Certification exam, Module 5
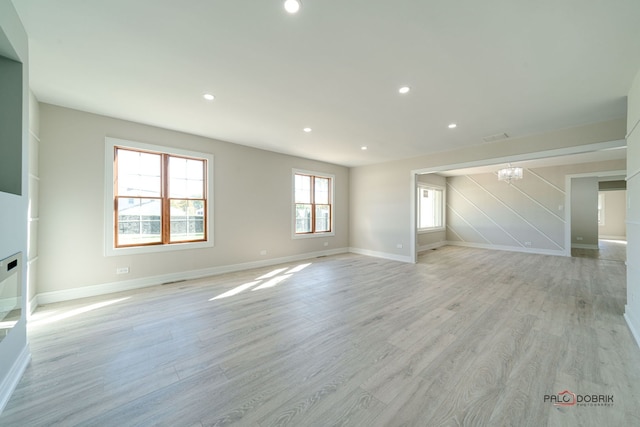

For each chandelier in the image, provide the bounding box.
[497,164,523,184]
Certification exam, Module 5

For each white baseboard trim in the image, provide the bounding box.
[572,243,599,250]
[348,247,413,263]
[599,235,626,241]
[446,241,565,257]
[418,241,447,252]
[35,248,349,306]
[624,307,640,349]
[0,344,30,414]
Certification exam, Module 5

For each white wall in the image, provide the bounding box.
[36,104,349,302]
[571,177,599,249]
[350,119,626,261]
[626,67,640,347]
[599,190,626,239]
[0,0,30,412]
[27,91,39,310]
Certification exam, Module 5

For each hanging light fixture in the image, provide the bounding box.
[284,0,301,14]
[497,164,523,184]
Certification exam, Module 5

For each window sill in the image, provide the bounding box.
[418,227,445,234]
[105,240,214,257]
[292,231,335,240]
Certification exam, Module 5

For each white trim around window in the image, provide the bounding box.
[417,183,446,233]
[104,137,214,256]
[291,168,335,239]
[598,192,605,226]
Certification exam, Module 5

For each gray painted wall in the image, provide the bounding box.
[443,161,624,255]
[598,190,626,239]
[446,169,565,254]
[37,104,350,297]
[0,55,22,195]
[626,67,640,346]
[350,119,627,261]
[571,177,599,249]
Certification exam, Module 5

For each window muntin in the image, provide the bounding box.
[418,184,445,231]
[114,146,207,248]
[294,172,333,235]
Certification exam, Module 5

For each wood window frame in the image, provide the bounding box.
[105,137,214,256]
[293,170,334,238]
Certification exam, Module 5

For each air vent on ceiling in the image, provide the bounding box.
[482,133,509,143]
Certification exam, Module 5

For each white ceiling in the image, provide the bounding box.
[13,0,640,167]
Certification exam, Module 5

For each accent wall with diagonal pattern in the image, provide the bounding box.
[445,160,626,256]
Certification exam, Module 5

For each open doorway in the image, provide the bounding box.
[569,175,627,262]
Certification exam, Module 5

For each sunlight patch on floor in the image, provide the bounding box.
[31,297,131,326]
[209,280,261,301]
[209,263,312,300]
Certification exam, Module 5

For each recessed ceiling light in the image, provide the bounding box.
[203,93,215,101]
[448,123,457,129]
[303,127,312,133]
[398,86,410,94]
[361,146,368,150]
[284,0,301,14]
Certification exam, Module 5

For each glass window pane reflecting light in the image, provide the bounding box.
[418,185,444,230]
[294,172,332,235]
[114,146,208,248]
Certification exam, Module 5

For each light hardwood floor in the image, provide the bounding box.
[572,239,627,263]
[2,246,639,426]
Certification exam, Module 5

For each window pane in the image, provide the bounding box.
[418,187,443,229]
[433,189,443,227]
[117,198,162,245]
[295,203,312,233]
[598,193,605,225]
[315,204,330,232]
[117,149,161,197]
[315,177,329,204]
[295,174,311,203]
[169,157,204,199]
[170,199,206,242]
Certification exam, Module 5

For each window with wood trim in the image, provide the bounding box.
[114,146,208,247]
[294,172,333,235]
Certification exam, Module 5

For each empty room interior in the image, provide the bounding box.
[2,1,640,425]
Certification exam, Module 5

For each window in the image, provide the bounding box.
[417,184,445,231]
[598,192,605,226]
[293,170,334,236]
[105,138,213,255]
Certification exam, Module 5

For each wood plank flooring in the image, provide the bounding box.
[571,239,627,262]
[1,246,639,426]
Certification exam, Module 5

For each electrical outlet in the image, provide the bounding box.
[576,237,583,241]
[397,243,403,249]
[524,241,532,247]
[260,250,267,255]
[323,242,329,247]
[116,267,129,275]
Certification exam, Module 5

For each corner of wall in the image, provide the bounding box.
[625,66,640,349]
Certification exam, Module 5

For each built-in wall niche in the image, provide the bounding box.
[0,252,21,342]
[0,54,23,196]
